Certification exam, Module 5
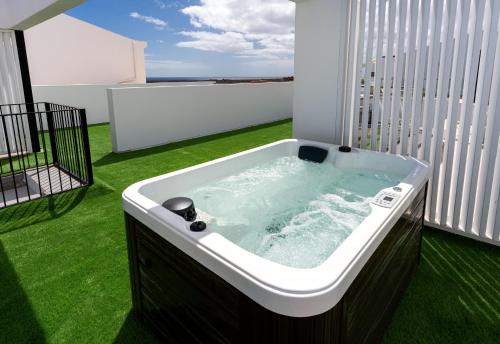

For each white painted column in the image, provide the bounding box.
[291,0,350,144]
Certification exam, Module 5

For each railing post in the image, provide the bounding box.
[79,109,93,185]
[0,115,20,204]
[45,103,59,165]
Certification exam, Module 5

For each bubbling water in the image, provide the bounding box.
[186,156,402,268]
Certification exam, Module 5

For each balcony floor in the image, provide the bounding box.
[1,165,83,208]
[0,120,498,343]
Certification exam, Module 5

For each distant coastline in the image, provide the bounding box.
[146,76,294,84]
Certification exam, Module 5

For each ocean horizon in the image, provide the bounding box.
[146,76,292,83]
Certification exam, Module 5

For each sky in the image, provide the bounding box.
[66,0,296,78]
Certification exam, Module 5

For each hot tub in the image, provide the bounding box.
[123,139,430,343]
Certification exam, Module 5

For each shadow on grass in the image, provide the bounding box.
[0,188,88,234]
[0,183,114,234]
[383,227,500,343]
[94,119,292,167]
[114,311,159,344]
[0,242,45,343]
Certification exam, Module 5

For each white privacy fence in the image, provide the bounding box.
[0,30,27,155]
[343,0,500,244]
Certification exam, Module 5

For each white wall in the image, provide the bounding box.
[25,14,147,85]
[292,0,349,144]
[33,84,112,124]
[108,83,294,152]
[32,82,217,125]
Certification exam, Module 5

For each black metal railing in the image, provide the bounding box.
[0,102,93,208]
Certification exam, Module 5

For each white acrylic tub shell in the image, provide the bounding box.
[122,139,430,317]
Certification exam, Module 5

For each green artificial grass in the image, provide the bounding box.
[383,229,499,343]
[0,119,498,343]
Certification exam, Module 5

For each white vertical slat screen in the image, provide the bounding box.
[369,0,386,150]
[343,0,500,244]
[388,0,407,154]
[0,30,26,155]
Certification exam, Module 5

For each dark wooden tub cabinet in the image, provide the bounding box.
[125,185,427,343]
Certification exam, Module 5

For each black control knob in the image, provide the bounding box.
[190,221,207,232]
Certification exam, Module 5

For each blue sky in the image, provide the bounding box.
[66,0,295,78]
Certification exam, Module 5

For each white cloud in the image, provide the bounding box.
[146,59,207,76]
[130,12,167,30]
[181,0,294,34]
[154,0,183,10]
[177,0,295,61]
[177,31,253,54]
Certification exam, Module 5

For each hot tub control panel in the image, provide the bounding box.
[372,191,401,208]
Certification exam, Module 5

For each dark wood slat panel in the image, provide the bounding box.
[136,238,239,320]
[240,297,343,344]
[124,214,143,316]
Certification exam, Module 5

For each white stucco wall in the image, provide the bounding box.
[292,0,349,144]
[33,84,113,124]
[108,83,294,152]
[32,82,217,125]
[24,14,147,85]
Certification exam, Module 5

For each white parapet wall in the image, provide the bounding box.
[32,82,216,125]
[33,84,112,124]
[108,82,293,152]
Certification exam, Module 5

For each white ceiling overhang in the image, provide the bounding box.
[0,0,85,30]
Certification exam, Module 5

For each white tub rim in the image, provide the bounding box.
[122,139,430,317]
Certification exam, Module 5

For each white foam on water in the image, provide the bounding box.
[186,156,402,268]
